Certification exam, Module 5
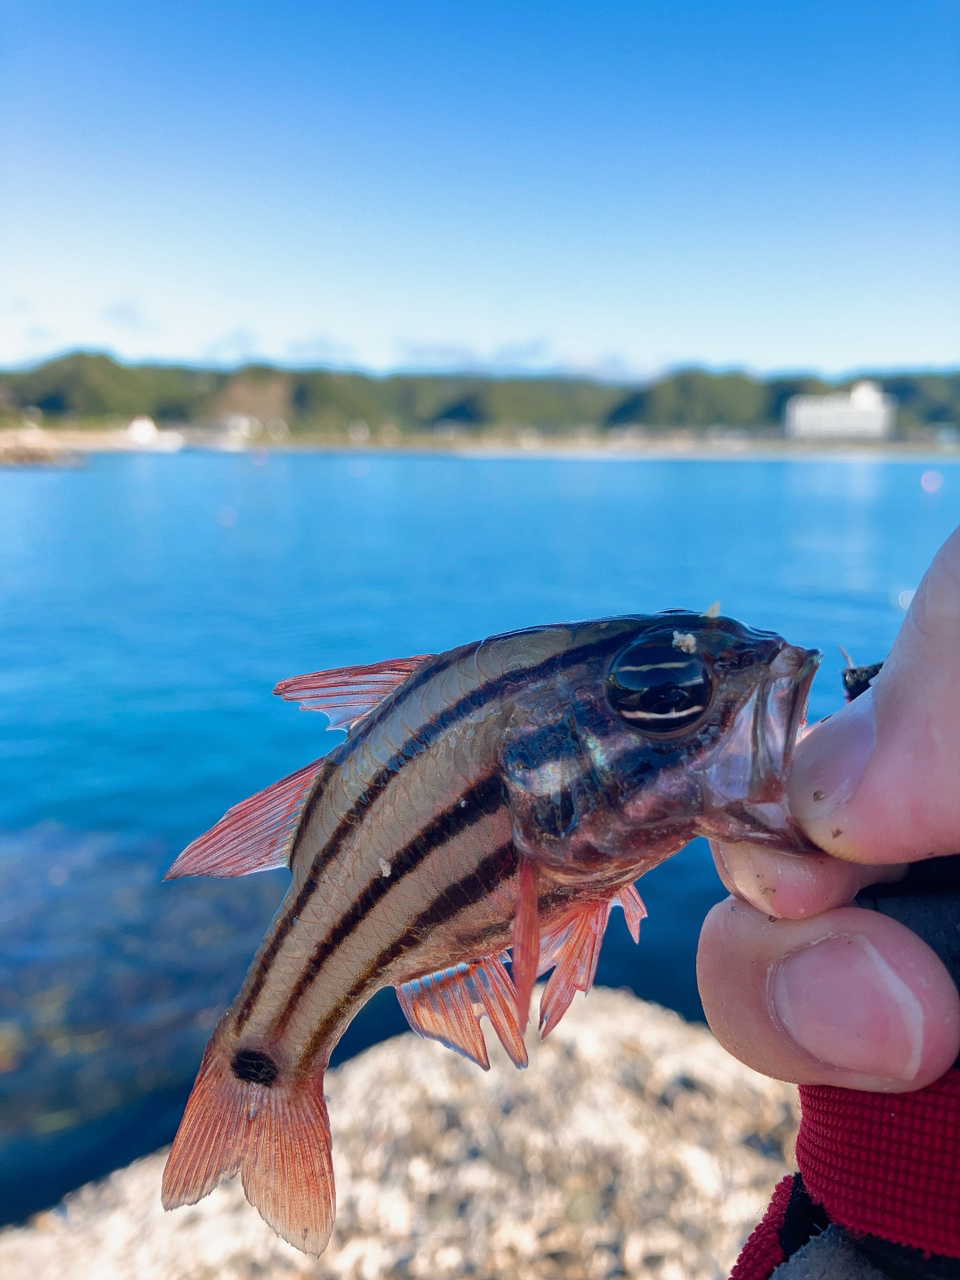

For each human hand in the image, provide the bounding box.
[698,526,960,1092]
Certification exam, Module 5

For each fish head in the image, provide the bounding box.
[500,613,820,886]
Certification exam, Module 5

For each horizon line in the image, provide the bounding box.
[2,345,959,387]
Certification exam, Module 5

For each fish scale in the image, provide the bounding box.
[161,611,819,1257]
[237,696,516,1060]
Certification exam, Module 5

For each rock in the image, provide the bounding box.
[0,988,797,1280]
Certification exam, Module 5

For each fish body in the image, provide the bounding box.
[162,612,819,1253]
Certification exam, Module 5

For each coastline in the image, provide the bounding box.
[3,423,960,467]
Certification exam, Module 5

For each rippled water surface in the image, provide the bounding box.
[0,448,956,1218]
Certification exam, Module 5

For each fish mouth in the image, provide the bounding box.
[698,642,821,850]
[758,643,821,790]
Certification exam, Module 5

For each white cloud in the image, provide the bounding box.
[100,301,154,335]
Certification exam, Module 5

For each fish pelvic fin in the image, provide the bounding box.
[511,856,541,1033]
[274,654,436,730]
[165,757,327,879]
[396,955,528,1070]
[162,1038,335,1256]
[617,882,647,943]
[537,899,611,1037]
[536,883,645,1038]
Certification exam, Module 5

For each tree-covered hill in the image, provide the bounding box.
[1,351,957,436]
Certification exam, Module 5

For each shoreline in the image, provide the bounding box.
[3,423,960,467]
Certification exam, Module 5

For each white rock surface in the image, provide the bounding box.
[0,989,798,1280]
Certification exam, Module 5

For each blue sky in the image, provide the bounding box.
[1,1,957,376]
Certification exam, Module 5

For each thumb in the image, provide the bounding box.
[790,524,960,864]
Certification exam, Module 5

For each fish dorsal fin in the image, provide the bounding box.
[396,956,528,1070]
[273,654,435,730]
[165,757,327,880]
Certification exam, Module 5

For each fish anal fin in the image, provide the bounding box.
[165,757,326,880]
[162,1038,335,1257]
[618,882,647,943]
[397,963,489,1068]
[472,954,528,1068]
[538,899,613,1038]
[396,956,528,1070]
[274,655,435,730]
[511,857,541,1033]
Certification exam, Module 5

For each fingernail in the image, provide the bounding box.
[789,689,877,837]
[771,934,924,1081]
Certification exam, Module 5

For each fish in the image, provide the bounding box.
[161,611,819,1254]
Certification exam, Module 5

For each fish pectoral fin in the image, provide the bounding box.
[617,882,647,943]
[537,897,615,1038]
[396,956,528,1070]
[162,1040,335,1256]
[165,757,327,879]
[273,654,436,730]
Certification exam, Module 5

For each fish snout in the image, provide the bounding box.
[697,643,820,849]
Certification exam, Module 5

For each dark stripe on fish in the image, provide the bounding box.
[504,716,580,767]
[347,644,474,740]
[300,839,520,1067]
[531,785,576,838]
[268,773,509,1038]
[236,630,627,1029]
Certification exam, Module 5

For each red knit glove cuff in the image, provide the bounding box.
[796,1069,960,1258]
[729,1174,793,1279]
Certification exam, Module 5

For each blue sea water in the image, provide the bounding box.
[0,447,957,1220]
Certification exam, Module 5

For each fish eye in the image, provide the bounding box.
[606,640,714,734]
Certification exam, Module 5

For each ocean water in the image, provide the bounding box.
[0,448,956,1220]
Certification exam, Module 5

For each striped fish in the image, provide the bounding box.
[161,612,818,1253]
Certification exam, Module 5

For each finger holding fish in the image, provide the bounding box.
[711,838,906,920]
[697,896,960,1092]
[789,525,960,864]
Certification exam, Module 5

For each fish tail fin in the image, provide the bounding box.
[161,1040,246,1208]
[162,1038,335,1256]
[241,1073,335,1256]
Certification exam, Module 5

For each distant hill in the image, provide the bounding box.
[1,351,958,436]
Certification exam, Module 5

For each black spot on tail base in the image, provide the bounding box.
[232,1048,279,1086]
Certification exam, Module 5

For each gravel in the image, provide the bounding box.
[0,987,797,1280]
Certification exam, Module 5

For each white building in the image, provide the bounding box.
[785,381,894,440]
[126,415,185,452]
